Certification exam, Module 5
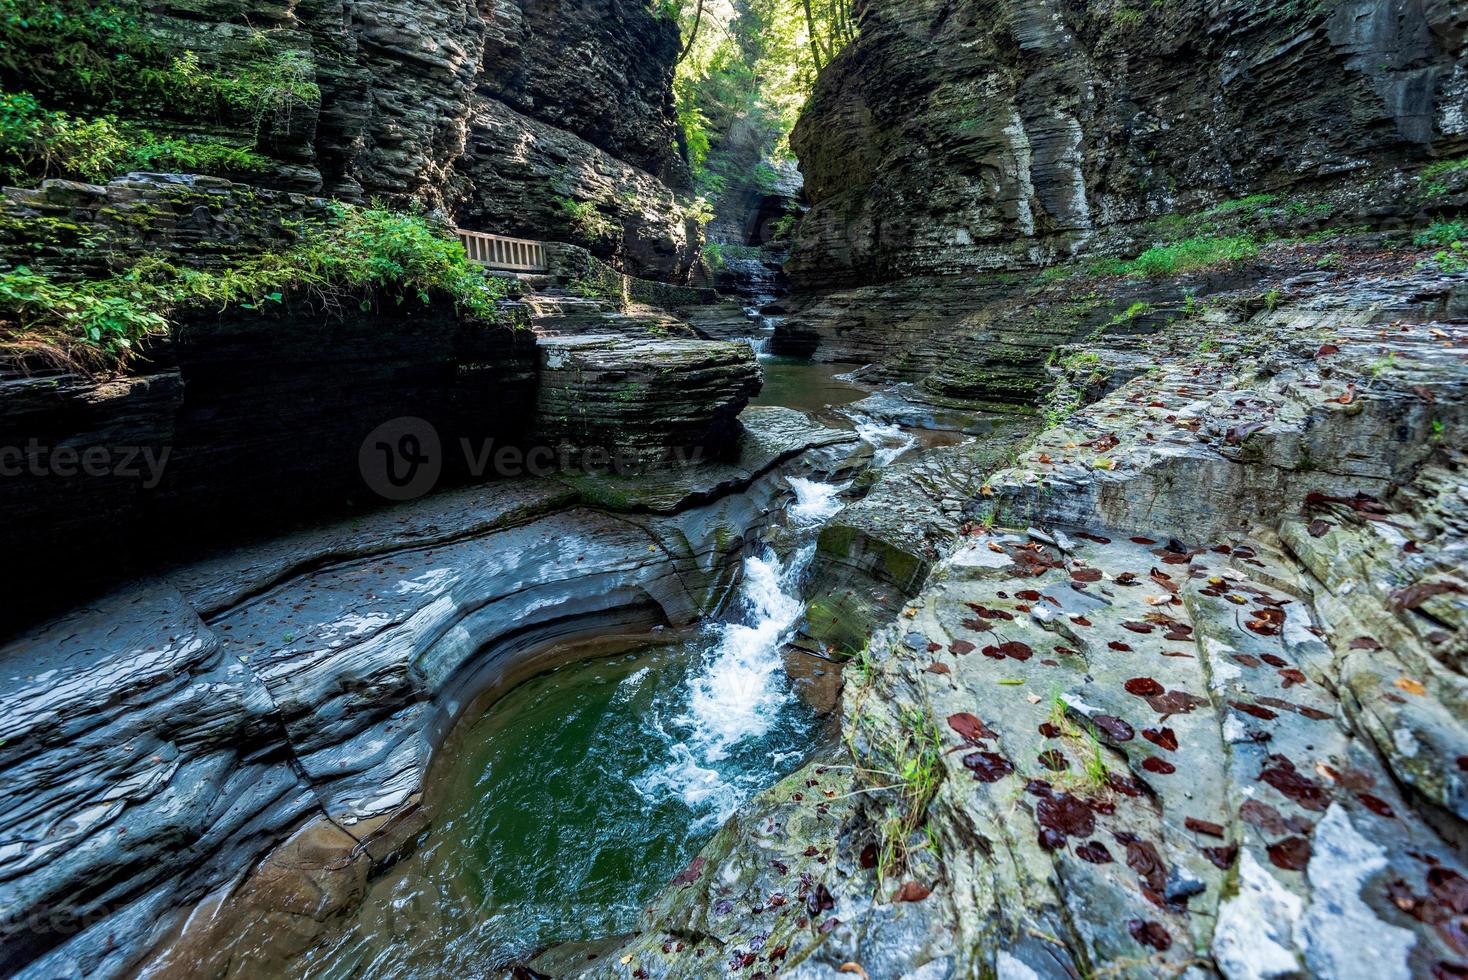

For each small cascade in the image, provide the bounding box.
[281,478,852,973]
[846,414,919,467]
[636,477,845,828]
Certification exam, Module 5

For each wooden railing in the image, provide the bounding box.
[457,229,549,273]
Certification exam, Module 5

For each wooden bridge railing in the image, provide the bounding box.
[457,229,549,273]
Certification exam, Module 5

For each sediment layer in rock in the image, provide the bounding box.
[0,408,855,979]
[535,334,764,463]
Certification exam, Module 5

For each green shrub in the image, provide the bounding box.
[1420,157,1468,198]
[556,196,617,240]
[0,90,268,185]
[1203,193,1279,217]
[1090,235,1259,278]
[1415,220,1468,248]
[0,2,319,184]
[0,205,507,370]
[1421,241,1467,275]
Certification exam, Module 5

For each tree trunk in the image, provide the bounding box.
[677,0,705,64]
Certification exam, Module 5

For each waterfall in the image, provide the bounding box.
[635,478,844,828]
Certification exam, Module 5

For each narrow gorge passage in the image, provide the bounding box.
[2,1,1466,979]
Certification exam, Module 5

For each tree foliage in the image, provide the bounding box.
[658,0,854,198]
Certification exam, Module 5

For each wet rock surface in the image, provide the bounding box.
[534,335,763,463]
[576,261,1468,977]
[0,409,854,979]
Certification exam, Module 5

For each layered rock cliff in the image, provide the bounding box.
[790,0,1467,289]
[775,0,1468,404]
[3,0,703,282]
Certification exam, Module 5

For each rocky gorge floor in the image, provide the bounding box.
[553,247,1468,979]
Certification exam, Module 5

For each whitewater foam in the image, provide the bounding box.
[848,415,917,467]
[788,477,847,526]
[635,486,838,826]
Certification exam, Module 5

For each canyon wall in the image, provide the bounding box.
[788,0,1468,290]
[22,0,705,282]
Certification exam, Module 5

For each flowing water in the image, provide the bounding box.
[278,481,845,977]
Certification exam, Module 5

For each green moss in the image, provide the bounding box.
[0,204,508,369]
[1420,157,1468,198]
[0,2,318,185]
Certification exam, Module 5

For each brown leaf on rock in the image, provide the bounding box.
[1185,817,1226,838]
[1108,773,1145,797]
[1150,568,1179,593]
[891,881,932,903]
[1125,677,1166,697]
[1395,677,1428,697]
[672,856,707,886]
[948,713,997,744]
[1393,580,1468,611]
[1128,919,1173,952]
[998,640,1034,661]
[1241,799,1288,834]
[1094,715,1136,742]
[1076,841,1114,864]
[1146,689,1208,716]
[1143,727,1179,751]
[806,882,835,916]
[1430,868,1468,915]
[1357,794,1396,818]
[1230,699,1279,721]
[924,662,951,675]
[1123,837,1168,892]
[1260,758,1330,811]
[1203,844,1238,869]
[1267,836,1312,871]
[1038,793,1096,838]
[963,751,1015,783]
[949,640,976,655]
[1308,519,1333,538]
[1038,749,1069,772]
[1226,421,1266,445]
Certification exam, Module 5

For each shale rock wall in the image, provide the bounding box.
[0,408,855,980]
[789,0,1468,290]
[7,0,702,282]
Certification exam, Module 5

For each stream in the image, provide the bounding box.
[242,306,957,977]
[272,480,846,977]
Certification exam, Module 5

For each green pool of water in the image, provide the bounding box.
[282,552,820,978]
